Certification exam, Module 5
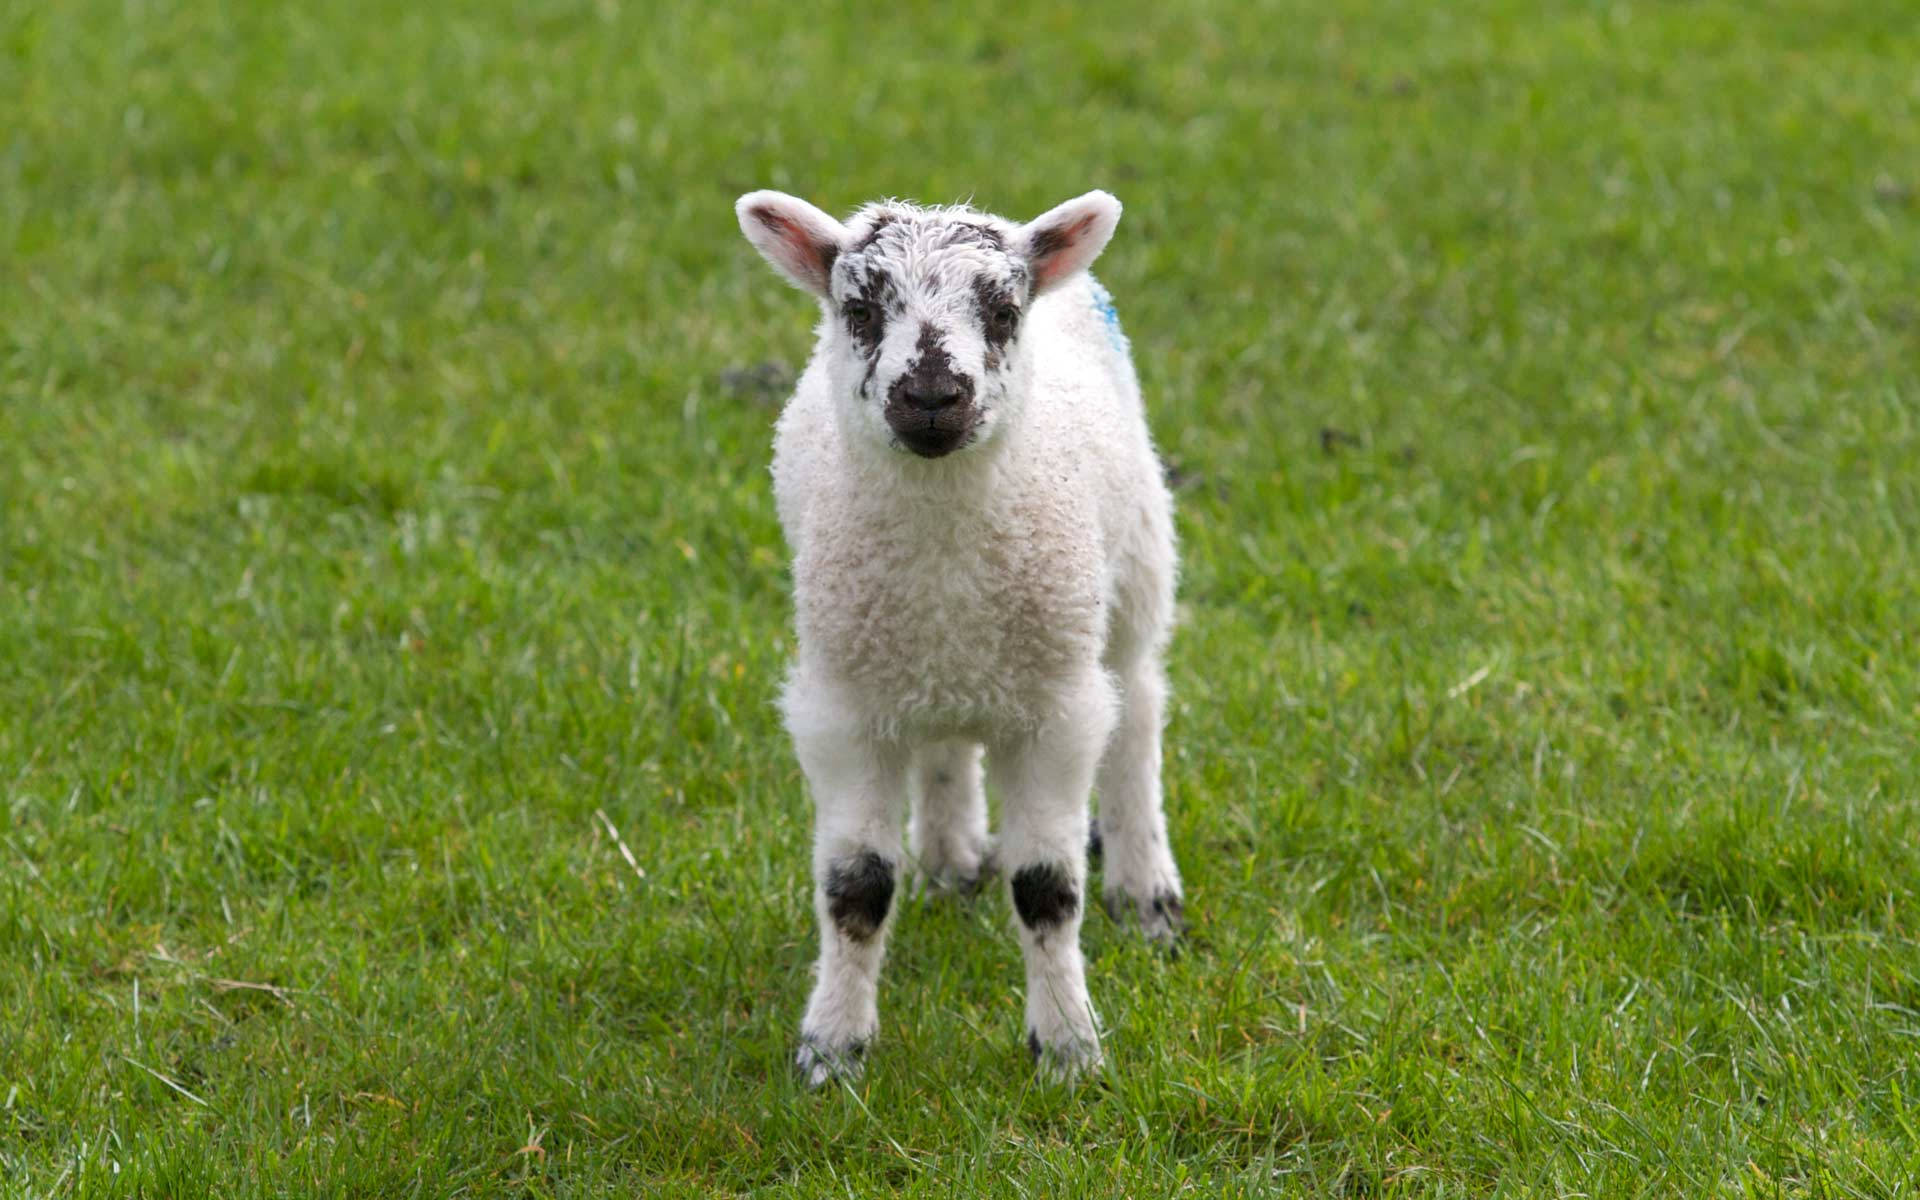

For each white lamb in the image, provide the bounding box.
[735,187,1184,1084]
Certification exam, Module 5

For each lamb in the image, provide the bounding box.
[734,187,1184,1084]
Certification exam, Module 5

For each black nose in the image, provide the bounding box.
[899,379,966,411]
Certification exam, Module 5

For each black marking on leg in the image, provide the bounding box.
[1151,891,1186,929]
[1011,862,1078,932]
[1026,1029,1041,1063]
[824,851,895,943]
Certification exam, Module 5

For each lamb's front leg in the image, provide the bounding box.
[989,682,1116,1082]
[790,711,908,1088]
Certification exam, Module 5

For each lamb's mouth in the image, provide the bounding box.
[886,413,973,459]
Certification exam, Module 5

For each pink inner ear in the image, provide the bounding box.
[752,208,799,241]
[1032,214,1099,287]
[753,208,809,255]
[751,207,834,282]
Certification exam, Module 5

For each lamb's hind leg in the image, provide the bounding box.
[909,740,990,895]
[1096,654,1185,944]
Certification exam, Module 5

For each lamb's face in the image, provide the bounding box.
[737,188,1124,462]
[825,211,1027,459]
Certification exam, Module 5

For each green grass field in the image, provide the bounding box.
[5,0,1919,1194]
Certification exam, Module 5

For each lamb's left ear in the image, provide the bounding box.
[1018,190,1122,295]
[736,190,847,298]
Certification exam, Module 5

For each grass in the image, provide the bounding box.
[3,0,1918,1193]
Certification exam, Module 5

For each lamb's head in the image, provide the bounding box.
[736,190,1121,460]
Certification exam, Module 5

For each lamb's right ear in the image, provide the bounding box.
[736,190,847,298]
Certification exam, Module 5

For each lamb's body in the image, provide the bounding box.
[736,188,1184,1084]
[775,274,1171,742]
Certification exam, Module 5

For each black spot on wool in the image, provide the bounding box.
[851,212,898,254]
[843,263,896,360]
[909,322,954,373]
[973,274,1021,356]
[948,222,1005,251]
[886,325,974,425]
[824,851,895,942]
[1010,862,1077,931]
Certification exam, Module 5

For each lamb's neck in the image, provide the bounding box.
[846,434,1021,514]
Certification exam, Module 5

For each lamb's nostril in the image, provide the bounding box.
[903,382,964,412]
[887,354,973,415]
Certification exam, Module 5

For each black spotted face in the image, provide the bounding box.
[973,274,1023,370]
[826,207,1032,460]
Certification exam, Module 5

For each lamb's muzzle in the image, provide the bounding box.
[884,324,977,457]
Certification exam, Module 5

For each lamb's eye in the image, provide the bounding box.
[993,306,1018,328]
[844,301,875,327]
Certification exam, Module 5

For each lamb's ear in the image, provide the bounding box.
[1017,190,1122,295]
[736,190,847,298]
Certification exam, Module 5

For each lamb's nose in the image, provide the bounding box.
[901,379,965,411]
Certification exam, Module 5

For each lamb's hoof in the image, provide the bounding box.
[1105,888,1186,949]
[1026,1029,1103,1085]
[795,1036,866,1089]
[910,833,998,898]
[942,869,990,897]
[912,838,995,901]
[913,856,995,901]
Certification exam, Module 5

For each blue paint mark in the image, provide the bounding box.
[1087,274,1129,355]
